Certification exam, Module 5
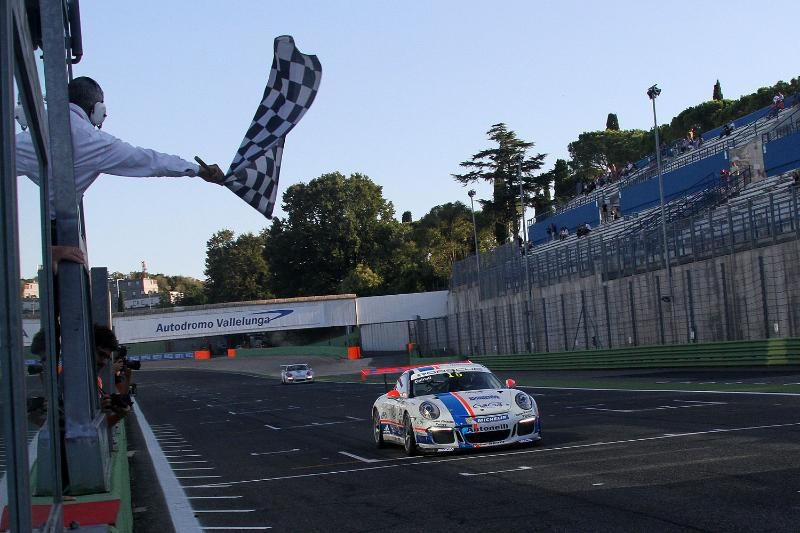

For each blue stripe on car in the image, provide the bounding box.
[436,393,470,425]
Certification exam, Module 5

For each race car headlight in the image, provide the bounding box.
[419,401,441,420]
[515,392,533,410]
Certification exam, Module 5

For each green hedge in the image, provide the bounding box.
[412,339,800,370]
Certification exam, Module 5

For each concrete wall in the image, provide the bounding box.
[446,237,800,355]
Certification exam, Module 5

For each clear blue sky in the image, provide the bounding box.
[17,0,799,280]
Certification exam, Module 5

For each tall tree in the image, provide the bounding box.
[452,123,546,245]
[265,172,410,297]
[606,113,620,131]
[713,79,723,101]
[412,202,476,281]
[204,229,272,303]
[567,129,651,183]
[543,158,575,207]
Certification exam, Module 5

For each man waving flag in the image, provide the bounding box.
[221,35,322,218]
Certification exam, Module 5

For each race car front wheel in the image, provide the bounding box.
[373,409,386,448]
[403,413,417,456]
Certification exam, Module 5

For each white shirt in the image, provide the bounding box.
[16,103,199,215]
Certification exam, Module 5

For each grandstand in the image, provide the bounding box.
[441,97,800,357]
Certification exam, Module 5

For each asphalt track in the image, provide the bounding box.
[127,359,800,532]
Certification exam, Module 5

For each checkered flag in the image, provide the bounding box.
[223,35,321,218]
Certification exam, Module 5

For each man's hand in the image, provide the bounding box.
[51,245,87,274]
[195,156,225,185]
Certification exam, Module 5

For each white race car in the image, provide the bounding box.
[280,363,314,384]
[371,362,540,455]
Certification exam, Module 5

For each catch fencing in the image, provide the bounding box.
[413,174,800,357]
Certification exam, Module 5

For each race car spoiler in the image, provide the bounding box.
[360,361,472,380]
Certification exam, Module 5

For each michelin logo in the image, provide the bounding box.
[474,414,509,424]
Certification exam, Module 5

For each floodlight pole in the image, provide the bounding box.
[468,189,480,281]
[648,84,675,341]
[518,155,534,352]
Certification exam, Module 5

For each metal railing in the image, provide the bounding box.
[454,171,798,296]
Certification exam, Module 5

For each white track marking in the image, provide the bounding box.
[188,421,800,488]
[188,496,243,500]
[176,475,223,479]
[133,405,202,532]
[168,460,208,464]
[193,509,255,513]
[172,467,216,471]
[250,448,300,456]
[339,451,379,463]
[460,466,531,476]
[203,526,272,531]
[264,424,281,430]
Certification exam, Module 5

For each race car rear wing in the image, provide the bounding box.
[360,361,473,381]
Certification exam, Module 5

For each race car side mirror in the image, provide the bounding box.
[387,389,401,398]
[505,378,516,389]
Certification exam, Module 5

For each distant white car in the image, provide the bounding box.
[281,363,314,384]
[371,362,540,455]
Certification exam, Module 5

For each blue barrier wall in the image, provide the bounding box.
[764,131,800,176]
[619,153,726,214]
[529,202,600,244]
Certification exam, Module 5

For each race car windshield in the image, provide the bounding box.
[287,365,308,371]
[411,371,503,397]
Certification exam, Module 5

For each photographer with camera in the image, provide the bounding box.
[94,325,134,427]
[112,344,140,397]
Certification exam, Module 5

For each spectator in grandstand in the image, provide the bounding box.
[15,76,226,217]
[768,93,785,119]
[792,170,800,186]
[720,168,731,188]
[601,202,609,223]
[559,226,569,240]
[548,222,557,241]
[576,223,591,238]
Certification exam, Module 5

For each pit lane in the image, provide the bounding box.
[130,367,800,532]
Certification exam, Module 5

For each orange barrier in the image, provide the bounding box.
[226,348,236,358]
[194,350,211,360]
[347,346,361,360]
